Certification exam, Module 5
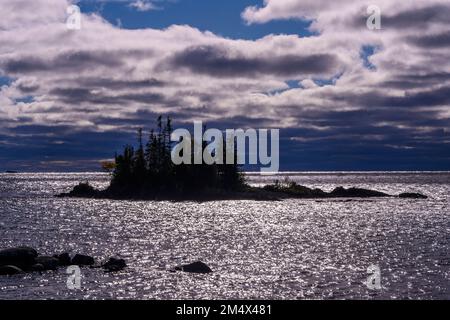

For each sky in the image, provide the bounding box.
[0,0,449,172]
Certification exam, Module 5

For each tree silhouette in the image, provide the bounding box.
[109,116,245,196]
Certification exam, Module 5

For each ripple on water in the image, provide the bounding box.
[0,172,449,299]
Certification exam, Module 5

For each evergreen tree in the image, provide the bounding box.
[109,116,245,195]
[132,128,146,186]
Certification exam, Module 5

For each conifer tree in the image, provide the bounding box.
[109,116,245,195]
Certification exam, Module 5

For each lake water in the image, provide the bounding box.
[0,172,449,299]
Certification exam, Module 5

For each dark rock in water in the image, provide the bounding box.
[57,182,98,198]
[30,263,45,272]
[103,257,126,272]
[53,253,71,266]
[0,247,38,269]
[330,187,389,198]
[263,183,390,199]
[35,256,59,271]
[175,261,212,274]
[399,192,428,199]
[0,265,23,275]
[263,183,328,198]
[71,254,95,266]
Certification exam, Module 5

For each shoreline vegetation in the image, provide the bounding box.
[57,116,428,201]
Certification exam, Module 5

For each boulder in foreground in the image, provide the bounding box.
[175,261,213,274]
[53,252,72,266]
[30,263,45,272]
[35,256,59,271]
[0,248,128,278]
[103,257,127,272]
[0,265,23,275]
[0,247,38,269]
[71,254,95,266]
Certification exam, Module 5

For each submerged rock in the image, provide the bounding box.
[0,247,38,269]
[0,265,23,275]
[399,192,428,199]
[175,261,213,274]
[71,254,95,266]
[103,257,127,272]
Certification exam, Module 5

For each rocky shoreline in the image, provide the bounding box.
[56,181,428,201]
[0,247,127,276]
[0,247,213,277]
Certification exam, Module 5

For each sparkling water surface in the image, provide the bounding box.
[0,172,449,299]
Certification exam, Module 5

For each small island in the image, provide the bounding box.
[58,116,427,201]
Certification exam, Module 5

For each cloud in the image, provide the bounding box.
[0,0,450,170]
[379,4,450,29]
[2,50,124,74]
[166,45,340,78]
[407,32,450,48]
[129,0,159,12]
[241,0,327,25]
[0,0,68,31]
[242,0,450,27]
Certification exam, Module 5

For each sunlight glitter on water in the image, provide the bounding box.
[0,172,449,299]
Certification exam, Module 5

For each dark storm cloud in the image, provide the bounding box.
[17,82,40,93]
[117,92,173,105]
[383,5,450,29]
[274,105,449,170]
[94,109,261,130]
[407,32,450,48]
[278,106,448,135]
[79,77,165,90]
[0,124,137,172]
[49,87,169,106]
[378,86,450,108]
[93,109,197,129]
[3,105,450,172]
[45,77,167,105]
[328,86,450,108]
[194,115,276,129]
[352,5,450,30]
[49,88,100,104]
[2,50,124,74]
[278,108,450,170]
[280,135,450,171]
[380,73,450,89]
[166,45,339,77]
[302,109,449,131]
[2,1,450,172]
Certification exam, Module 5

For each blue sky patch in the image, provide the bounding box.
[360,45,378,70]
[78,0,314,40]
